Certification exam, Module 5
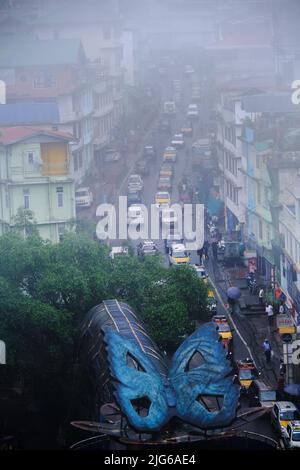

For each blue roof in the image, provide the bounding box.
[0,102,60,126]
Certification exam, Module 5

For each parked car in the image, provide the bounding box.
[109,246,129,259]
[158,176,172,191]
[155,191,171,208]
[163,101,176,115]
[128,174,143,193]
[187,103,199,120]
[143,145,157,161]
[248,380,277,409]
[171,133,185,148]
[163,146,177,163]
[135,158,150,176]
[104,148,122,163]
[127,191,141,206]
[127,205,144,226]
[271,402,300,437]
[137,240,158,258]
[169,243,190,266]
[283,421,300,449]
[75,187,93,208]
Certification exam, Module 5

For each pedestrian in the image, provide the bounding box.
[197,247,204,265]
[258,287,264,305]
[265,303,274,327]
[279,358,286,377]
[279,303,285,315]
[212,241,218,260]
[203,240,210,260]
[263,339,272,364]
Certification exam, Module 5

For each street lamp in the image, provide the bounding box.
[0,340,6,365]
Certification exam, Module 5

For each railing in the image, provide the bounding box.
[241,430,280,449]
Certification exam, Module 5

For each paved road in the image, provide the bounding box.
[106,67,281,446]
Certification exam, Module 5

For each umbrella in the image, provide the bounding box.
[284,384,300,396]
[227,287,241,300]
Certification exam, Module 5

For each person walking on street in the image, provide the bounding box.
[258,287,264,305]
[263,339,272,364]
[279,358,286,377]
[203,240,210,260]
[197,247,204,265]
[266,303,274,328]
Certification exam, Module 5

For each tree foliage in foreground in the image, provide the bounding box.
[0,232,208,434]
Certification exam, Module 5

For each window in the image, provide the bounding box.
[103,25,111,40]
[259,220,263,240]
[5,188,8,208]
[27,151,35,164]
[33,71,56,88]
[257,184,261,205]
[74,153,78,172]
[56,186,64,208]
[23,189,30,209]
[78,150,83,168]
[58,223,66,242]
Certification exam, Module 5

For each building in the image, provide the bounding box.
[0,36,108,184]
[29,1,124,127]
[0,126,75,243]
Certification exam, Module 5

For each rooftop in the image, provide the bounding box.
[0,126,73,145]
[0,102,59,126]
[0,38,85,68]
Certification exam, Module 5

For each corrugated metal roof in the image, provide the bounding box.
[0,102,59,126]
[0,38,84,67]
[0,126,73,145]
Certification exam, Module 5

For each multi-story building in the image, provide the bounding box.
[0,36,106,184]
[0,126,75,243]
[30,1,124,127]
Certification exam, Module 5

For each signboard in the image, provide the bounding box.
[277,314,296,334]
[0,340,6,365]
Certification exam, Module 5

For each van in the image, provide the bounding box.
[163,101,176,115]
[75,187,93,208]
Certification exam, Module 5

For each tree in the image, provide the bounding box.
[11,207,39,237]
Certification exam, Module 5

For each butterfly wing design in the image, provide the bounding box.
[105,330,170,431]
[169,323,240,428]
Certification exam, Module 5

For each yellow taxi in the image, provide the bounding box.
[159,163,173,178]
[155,191,171,207]
[212,315,233,359]
[235,359,259,392]
[163,146,177,163]
[168,243,190,266]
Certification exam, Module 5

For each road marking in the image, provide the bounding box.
[209,276,258,368]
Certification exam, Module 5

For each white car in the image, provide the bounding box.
[127,205,145,226]
[284,421,300,449]
[128,174,143,193]
[192,264,207,280]
[75,187,93,208]
[271,402,300,437]
[171,133,185,148]
[109,246,129,259]
[187,104,199,119]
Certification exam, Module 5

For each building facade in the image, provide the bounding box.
[0,127,75,243]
